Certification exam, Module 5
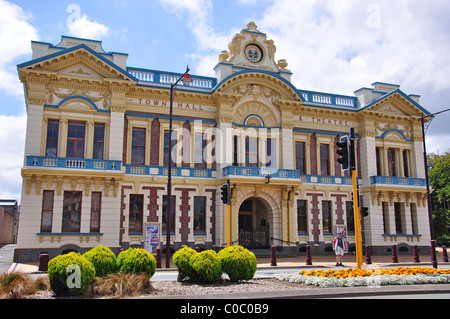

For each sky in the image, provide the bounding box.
[1,0,450,202]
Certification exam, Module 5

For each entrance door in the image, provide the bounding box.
[238,198,270,249]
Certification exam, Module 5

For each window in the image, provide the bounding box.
[233,135,238,166]
[382,202,389,234]
[62,191,82,232]
[46,120,59,157]
[410,203,418,234]
[129,194,143,233]
[66,122,86,158]
[266,138,276,168]
[394,203,403,234]
[162,195,175,233]
[295,142,306,174]
[403,150,410,178]
[131,128,146,165]
[40,190,54,233]
[322,200,332,233]
[194,133,207,168]
[163,131,177,167]
[90,192,101,233]
[194,196,206,234]
[320,144,330,175]
[346,201,355,232]
[93,124,105,160]
[245,137,258,167]
[376,147,382,176]
[297,200,307,233]
[387,149,396,177]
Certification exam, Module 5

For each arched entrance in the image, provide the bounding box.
[238,197,270,249]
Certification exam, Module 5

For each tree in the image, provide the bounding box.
[428,151,450,242]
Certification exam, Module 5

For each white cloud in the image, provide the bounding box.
[257,0,450,96]
[426,134,450,155]
[0,0,38,96]
[0,113,26,201]
[158,0,232,54]
[68,14,109,40]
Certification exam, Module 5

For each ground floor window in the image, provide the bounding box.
[162,195,176,233]
[41,190,54,233]
[62,191,82,232]
[129,194,143,233]
[90,192,101,233]
[322,200,332,233]
[297,200,307,233]
[194,196,206,234]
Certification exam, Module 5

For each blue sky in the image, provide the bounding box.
[1,0,450,200]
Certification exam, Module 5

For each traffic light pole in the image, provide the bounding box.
[349,128,363,269]
[227,203,231,247]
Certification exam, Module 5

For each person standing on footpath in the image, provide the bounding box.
[333,232,347,266]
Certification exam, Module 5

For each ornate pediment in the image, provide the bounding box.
[19,46,134,83]
[364,91,424,117]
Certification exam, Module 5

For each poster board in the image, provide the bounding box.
[144,223,161,254]
[334,225,348,253]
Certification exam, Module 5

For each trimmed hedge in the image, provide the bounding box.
[189,250,223,283]
[219,246,257,282]
[172,246,198,281]
[47,252,96,296]
[172,245,257,283]
[116,248,156,277]
[83,246,117,277]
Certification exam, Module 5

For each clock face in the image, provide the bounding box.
[245,44,263,63]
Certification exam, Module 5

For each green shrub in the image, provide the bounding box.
[188,250,222,283]
[83,246,117,277]
[219,246,257,282]
[116,248,156,277]
[173,246,197,281]
[47,252,96,296]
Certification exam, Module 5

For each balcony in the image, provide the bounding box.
[125,165,215,178]
[223,166,358,185]
[370,176,426,187]
[26,156,122,171]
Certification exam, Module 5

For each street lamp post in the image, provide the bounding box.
[420,108,450,242]
[166,66,193,268]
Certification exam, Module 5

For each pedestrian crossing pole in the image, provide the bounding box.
[349,128,363,269]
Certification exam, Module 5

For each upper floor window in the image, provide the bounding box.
[93,124,105,160]
[131,128,146,165]
[387,148,396,177]
[245,137,259,167]
[66,122,86,158]
[320,144,330,176]
[46,120,59,157]
[295,141,306,174]
[163,130,177,167]
[194,133,207,169]
[266,138,276,168]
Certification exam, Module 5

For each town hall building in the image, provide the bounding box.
[14,22,432,262]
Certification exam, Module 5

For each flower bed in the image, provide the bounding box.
[275,267,450,288]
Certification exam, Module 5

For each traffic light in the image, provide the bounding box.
[221,182,230,205]
[361,207,369,217]
[336,135,350,171]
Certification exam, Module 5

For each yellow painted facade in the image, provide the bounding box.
[15,23,431,262]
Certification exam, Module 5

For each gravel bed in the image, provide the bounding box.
[149,278,314,297]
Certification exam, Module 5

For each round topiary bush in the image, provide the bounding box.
[47,252,96,296]
[83,246,117,277]
[116,248,156,277]
[219,245,257,282]
[188,250,222,283]
[173,246,198,281]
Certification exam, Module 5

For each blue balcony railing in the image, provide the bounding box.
[370,176,426,187]
[26,156,122,171]
[125,164,214,178]
[222,166,357,185]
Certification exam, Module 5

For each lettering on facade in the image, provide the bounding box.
[129,98,216,112]
[298,116,356,127]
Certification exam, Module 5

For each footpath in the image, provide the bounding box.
[2,244,450,299]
